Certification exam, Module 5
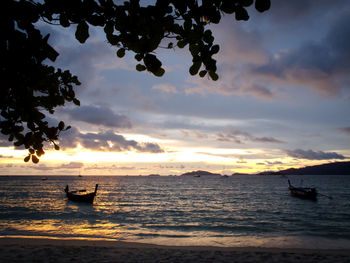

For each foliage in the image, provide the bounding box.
[1,0,270,162]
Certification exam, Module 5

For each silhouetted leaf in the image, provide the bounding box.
[32,155,39,164]
[208,10,221,24]
[189,61,201,75]
[106,34,119,45]
[136,64,146,71]
[203,31,214,44]
[27,122,35,130]
[14,141,22,147]
[144,54,162,72]
[135,54,143,61]
[221,1,235,14]
[73,98,80,106]
[242,0,254,7]
[199,70,207,77]
[117,48,125,58]
[189,44,199,56]
[24,155,30,162]
[46,45,59,62]
[184,19,192,31]
[104,23,114,35]
[177,40,188,48]
[87,15,105,26]
[75,21,89,43]
[153,68,165,77]
[59,14,70,27]
[255,0,271,12]
[209,71,219,81]
[58,121,65,131]
[36,149,45,157]
[235,6,249,20]
[211,45,220,54]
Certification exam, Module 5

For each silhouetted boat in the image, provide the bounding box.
[65,184,98,203]
[288,180,317,200]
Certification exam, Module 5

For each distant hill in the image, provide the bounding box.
[232,172,251,176]
[261,161,350,175]
[181,170,221,177]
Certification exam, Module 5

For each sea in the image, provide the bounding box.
[0,174,350,249]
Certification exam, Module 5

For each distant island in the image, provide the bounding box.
[179,161,350,178]
[147,174,161,177]
[258,161,350,176]
[181,170,221,177]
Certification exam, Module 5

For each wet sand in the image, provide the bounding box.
[1,237,349,263]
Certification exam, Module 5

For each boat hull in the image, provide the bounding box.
[288,180,317,200]
[65,184,98,203]
[66,192,96,203]
[289,187,317,200]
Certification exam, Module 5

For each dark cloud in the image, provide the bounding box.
[59,128,163,153]
[265,161,283,165]
[254,136,284,143]
[64,105,132,128]
[245,85,274,100]
[30,162,84,171]
[187,74,275,100]
[0,139,11,147]
[54,38,133,90]
[196,1,350,100]
[60,162,84,169]
[0,132,12,147]
[180,130,208,139]
[0,154,13,158]
[217,128,284,144]
[338,127,350,135]
[254,9,350,96]
[84,164,135,170]
[187,20,274,100]
[266,0,346,21]
[138,142,164,153]
[59,127,81,149]
[285,149,345,160]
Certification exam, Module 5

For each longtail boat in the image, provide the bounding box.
[288,180,317,200]
[65,184,98,203]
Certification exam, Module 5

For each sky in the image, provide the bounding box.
[1,0,350,175]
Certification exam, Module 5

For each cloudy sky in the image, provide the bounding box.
[1,0,349,175]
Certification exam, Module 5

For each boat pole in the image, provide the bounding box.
[318,193,333,199]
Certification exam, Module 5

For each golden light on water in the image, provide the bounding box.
[3,219,124,239]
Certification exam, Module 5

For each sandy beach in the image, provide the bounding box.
[1,237,350,263]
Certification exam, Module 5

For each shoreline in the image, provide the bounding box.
[1,237,350,263]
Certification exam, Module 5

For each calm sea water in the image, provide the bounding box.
[0,175,350,248]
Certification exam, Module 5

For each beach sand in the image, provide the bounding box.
[1,237,350,263]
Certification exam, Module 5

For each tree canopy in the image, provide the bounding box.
[1,0,270,163]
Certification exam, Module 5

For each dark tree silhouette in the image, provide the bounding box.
[1,0,270,163]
